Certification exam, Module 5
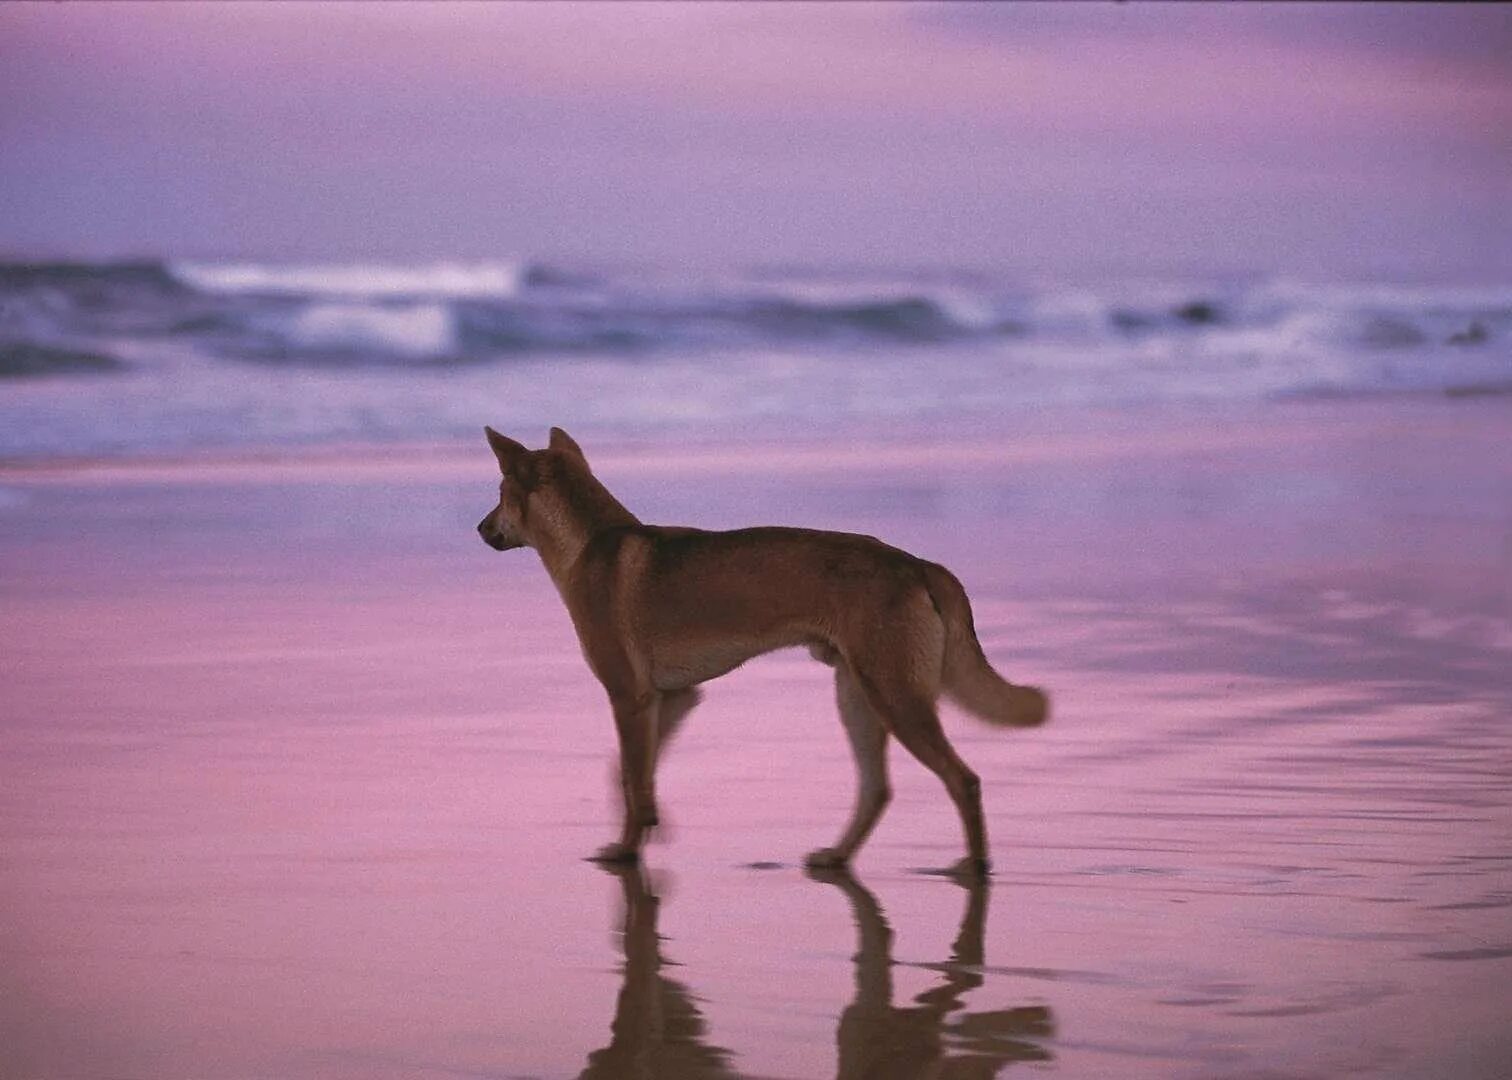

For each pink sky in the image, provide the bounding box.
[1,2,1508,275]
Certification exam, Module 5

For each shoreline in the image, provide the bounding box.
[2,393,1507,486]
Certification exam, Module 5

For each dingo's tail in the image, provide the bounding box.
[922,562,1049,728]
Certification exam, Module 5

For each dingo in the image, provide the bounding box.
[478,427,1049,877]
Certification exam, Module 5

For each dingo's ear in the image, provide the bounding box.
[485,426,527,468]
[548,426,585,460]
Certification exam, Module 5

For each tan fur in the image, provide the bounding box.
[478,426,1049,877]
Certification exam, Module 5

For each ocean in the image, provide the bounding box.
[0,258,1508,460]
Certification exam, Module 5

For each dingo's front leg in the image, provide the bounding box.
[591,691,660,864]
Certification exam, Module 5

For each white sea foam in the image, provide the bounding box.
[170,260,524,299]
[1198,310,1339,354]
[932,290,1001,330]
[284,302,456,358]
[1028,288,1109,327]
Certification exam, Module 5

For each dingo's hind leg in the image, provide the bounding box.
[806,662,891,869]
[855,668,990,877]
[656,686,701,764]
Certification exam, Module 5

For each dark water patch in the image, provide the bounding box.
[456,301,662,356]
[1418,945,1512,962]
[1274,380,1512,406]
[1109,298,1227,332]
[521,262,602,289]
[1414,868,1500,880]
[1444,380,1512,399]
[1359,316,1426,347]
[1446,320,1489,346]
[1271,382,1377,403]
[1224,983,1397,1018]
[1345,733,1481,750]
[169,313,240,335]
[1110,309,1156,332]
[979,963,1129,986]
[457,291,1022,358]
[746,295,971,342]
[1173,299,1224,325]
[0,259,180,292]
[1428,892,1512,911]
[1231,1003,1330,1018]
[0,342,124,377]
[222,344,494,371]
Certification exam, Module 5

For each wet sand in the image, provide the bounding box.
[3,399,1511,1079]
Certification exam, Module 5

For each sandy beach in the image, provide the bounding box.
[3,397,1510,1079]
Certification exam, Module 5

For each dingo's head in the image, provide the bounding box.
[477,425,598,552]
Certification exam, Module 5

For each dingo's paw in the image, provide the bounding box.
[949,855,992,881]
[587,842,640,865]
[804,847,849,869]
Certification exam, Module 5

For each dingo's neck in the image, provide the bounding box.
[530,473,640,579]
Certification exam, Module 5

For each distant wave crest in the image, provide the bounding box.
[168,260,527,300]
[276,301,458,360]
[1,259,1508,459]
[743,293,1015,341]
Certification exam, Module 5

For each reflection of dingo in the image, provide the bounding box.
[478,427,1049,877]
[810,866,1056,1073]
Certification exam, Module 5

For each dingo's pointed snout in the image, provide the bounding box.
[478,515,507,550]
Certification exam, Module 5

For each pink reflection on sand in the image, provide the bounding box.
[4,405,1511,1076]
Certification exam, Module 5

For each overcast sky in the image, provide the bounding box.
[2,1,1508,276]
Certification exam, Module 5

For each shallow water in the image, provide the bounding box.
[3,400,1510,1078]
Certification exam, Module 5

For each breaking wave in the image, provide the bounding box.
[273,301,458,360]
[0,256,1507,458]
[168,260,526,300]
